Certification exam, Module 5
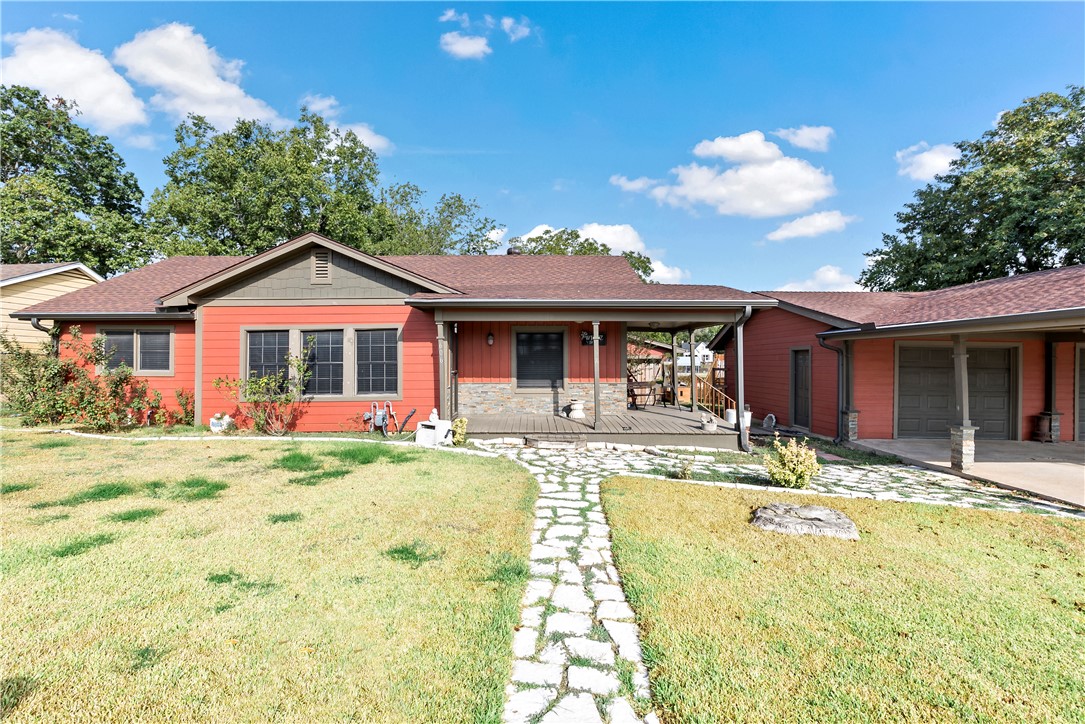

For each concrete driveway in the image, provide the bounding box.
[854,439,1085,507]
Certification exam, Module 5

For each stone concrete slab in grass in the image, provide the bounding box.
[504,687,556,723]
[546,612,593,636]
[579,549,605,566]
[522,579,553,604]
[537,642,567,665]
[511,660,562,686]
[559,560,584,584]
[530,544,568,561]
[592,582,626,601]
[540,693,603,724]
[568,665,620,695]
[545,524,586,539]
[521,606,543,628]
[596,600,635,620]
[564,637,615,665]
[607,697,641,724]
[537,498,590,508]
[512,627,538,658]
[603,619,643,661]
[552,584,594,613]
[751,502,860,541]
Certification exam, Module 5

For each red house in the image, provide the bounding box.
[13,233,773,447]
[715,265,1085,470]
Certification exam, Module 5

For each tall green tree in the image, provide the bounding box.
[508,228,655,281]
[0,85,147,275]
[148,110,501,257]
[861,86,1085,291]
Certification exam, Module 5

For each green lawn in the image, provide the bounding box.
[603,476,1085,723]
[1,430,535,722]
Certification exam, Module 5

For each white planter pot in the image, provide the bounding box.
[568,400,586,420]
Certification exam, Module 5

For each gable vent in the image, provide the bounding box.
[311,249,331,285]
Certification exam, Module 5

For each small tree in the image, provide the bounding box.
[213,351,312,435]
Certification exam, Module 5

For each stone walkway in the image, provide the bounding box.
[491,438,1084,722]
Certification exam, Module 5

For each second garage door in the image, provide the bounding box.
[897,346,1013,440]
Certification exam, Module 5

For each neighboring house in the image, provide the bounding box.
[675,342,714,369]
[714,266,1085,466]
[12,233,774,432]
[0,263,103,348]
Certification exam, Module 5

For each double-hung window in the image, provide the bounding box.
[303,330,344,395]
[102,329,172,374]
[356,329,398,395]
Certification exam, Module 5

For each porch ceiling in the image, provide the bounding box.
[435,308,749,330]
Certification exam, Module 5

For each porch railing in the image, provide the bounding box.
[694,380,736,418]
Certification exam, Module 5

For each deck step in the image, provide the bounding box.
[524,435,587,450]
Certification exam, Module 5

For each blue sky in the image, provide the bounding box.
[4,2,1082,289]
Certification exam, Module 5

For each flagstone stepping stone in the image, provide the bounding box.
[750,502,860,541]
[540,693,603,724]
[511,660,562,686]
[504,687,556,723]
[568,665,620,695]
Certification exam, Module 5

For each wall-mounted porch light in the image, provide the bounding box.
[486,332,495,346]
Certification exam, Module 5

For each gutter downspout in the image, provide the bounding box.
[734,305,753,452]
[30,317,59,355]
[818,335,845,444]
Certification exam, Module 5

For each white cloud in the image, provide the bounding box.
[501,16,532,42]
[486,227,508,244]
[113,23,283,129]
[440,31,492,60]
[649,260,690,284]
[438,9,470,28]
[765,210,858,242]
[125,133,157,150]
[522,224,555,239]
[1,28,148,134]
[609,174,658,193]
[619,130,836,218]
[648,157,835,218]
[778,265,860,292]
[59,13,80,22]
[578,223,646,254]
[299,93,393,153]
[895,141,960,181]
[693,130,782,163]
[773,125,834,152]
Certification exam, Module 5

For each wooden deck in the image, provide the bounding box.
[466,404,741,449]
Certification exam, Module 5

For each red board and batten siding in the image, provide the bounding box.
[723,308,840,437]
[456,321,624,384]
[200,305,438,432]
[58,321,198,412]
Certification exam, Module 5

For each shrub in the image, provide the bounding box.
[212,350,312,435]
[451,417,468,446]
[763,433,821,489]
[0,328,161,432]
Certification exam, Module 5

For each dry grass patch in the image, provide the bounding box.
[1,433,536,722]
[603,476,1085,723]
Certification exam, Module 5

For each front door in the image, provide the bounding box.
[791,349,811,429]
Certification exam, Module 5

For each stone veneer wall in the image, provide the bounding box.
[456,382,627,417]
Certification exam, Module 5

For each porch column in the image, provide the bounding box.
[1038,338,1062,442]
[951,334,975,472]
[688,326,697,413]
[435,321,448,419]
[735,308,750,451]
[670,332,678,408]
[592,321,601,430]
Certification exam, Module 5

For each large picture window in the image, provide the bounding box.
[516,331,564,389]
[356,329,398,395]
[303,330,344,395]
[102,329,173,375]
[248,330,290,379]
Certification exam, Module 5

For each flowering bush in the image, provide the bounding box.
[212,352,311,435]
[763,433,821,489]
[0,328,162,432]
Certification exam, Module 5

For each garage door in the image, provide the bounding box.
[897,346,1013,439]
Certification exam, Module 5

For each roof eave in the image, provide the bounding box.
[406,298,777,309]
[10,311,195,322]
[817,307,1085,340]
[0,263,105,288]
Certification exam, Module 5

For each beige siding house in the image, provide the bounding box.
[1,263,103,348]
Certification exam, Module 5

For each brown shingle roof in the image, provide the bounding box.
[15,256,244,316]
[409,283,767,303]
[385,254,644,289]
[763,265,1085,327]
[1,262,100,283]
